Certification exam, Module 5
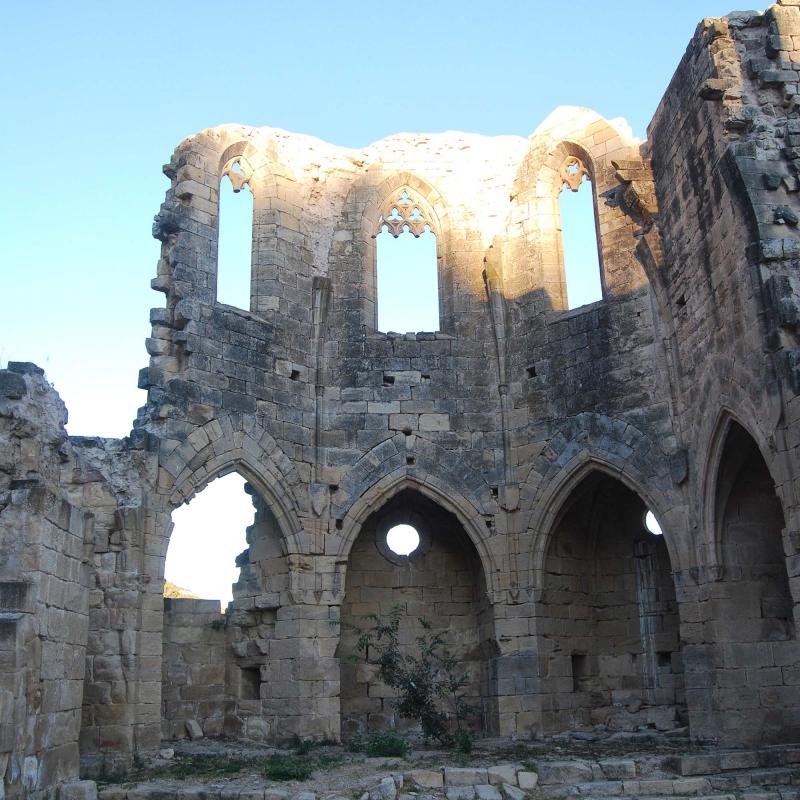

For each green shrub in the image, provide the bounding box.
[355,606,478,746]
[293,738,314,755]
[364,731,409,758]
[264,754,313,781]
[454,729,474,754]
[316,753,345,769]
[97,754,253,786]
[346,734,365,753]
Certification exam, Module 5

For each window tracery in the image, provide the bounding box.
[560,155,590,192]
[375,189,433,238]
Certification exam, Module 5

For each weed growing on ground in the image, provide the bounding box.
[97,754,255,786]
[264,753,313,781]
[364,732,409,758]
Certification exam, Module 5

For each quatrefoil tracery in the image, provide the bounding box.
[376,189,433,238]
[560,155,590,192]
[222,157,252,193]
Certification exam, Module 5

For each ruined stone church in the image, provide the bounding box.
[2,3,800,797]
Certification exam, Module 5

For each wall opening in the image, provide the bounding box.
[559,155,602,309]
[538,471,684,734]
[385,523,420,556]
[161,473,252,740]
[217,161,253,310]
[239,666,262,701]
[375,189,439,333]
[339,489,496,740]
[709,421,797,744]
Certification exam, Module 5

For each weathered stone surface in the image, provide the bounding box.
[500,785,524,800]
[59,781,98,800]
[445,788,476,800]
[408,770,444,789]
[599,759,636,780]
[516,773,538,791]
[445,768,489,787]
[7,6,800,798]
[537,762,593,785]
[475,785,502,800]
[185,719,203,740]
[0,370,27,399]
[487,766,519,786]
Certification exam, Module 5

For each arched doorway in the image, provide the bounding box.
[537,471,685,733]
[339,488,496,740]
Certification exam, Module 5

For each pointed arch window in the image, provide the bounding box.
[559,155,603,309]
[217,158,253,310]
[374,188,440,333]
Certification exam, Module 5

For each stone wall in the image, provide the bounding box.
[3,4,800,795]
[161,598,225,740]
[0,366,99,798]
[646,0,800,744]
[339,489,494,738]
[537,474,684,734]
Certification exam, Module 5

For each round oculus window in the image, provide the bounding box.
[385,523,421,556]
[644,510,663,536]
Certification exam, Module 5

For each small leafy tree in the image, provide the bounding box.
[355,605,477,745]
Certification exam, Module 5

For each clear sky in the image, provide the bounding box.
[1,0,733,600]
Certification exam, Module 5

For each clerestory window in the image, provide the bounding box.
[217,159,253,310]
[374,188,439,333]
[558,155,603,309]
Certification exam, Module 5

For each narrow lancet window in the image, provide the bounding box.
[217,160,253,310]
[559,155,602,309]
[375,189,439,332]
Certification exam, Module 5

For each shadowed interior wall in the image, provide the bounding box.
[706,422,798,744]
[339,489,496,738]
[538,473,684,733]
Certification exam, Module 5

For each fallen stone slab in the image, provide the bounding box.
[445,768,489,787]
[537,761,593,785]
[446,788,476,800]
[97,788,127,800]
[60,782,98,800]
[573,780,622,796]
[408,770,444,789]
[517,772,538,791]
[672,777,711,794]
[500,785,524,800]
[185,719,203,740]
[599,759,636,780]
[369,778,397,800]
[719,751,760,771]
[475,785,502,800]
[488,766,520,787]
[679,755,721,776]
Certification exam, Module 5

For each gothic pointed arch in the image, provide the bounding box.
[533,460,685,734]
[528,455,678,587]
[334,468,500,598]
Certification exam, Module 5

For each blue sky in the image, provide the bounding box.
[0,1,735,438]
[1,1,730,599]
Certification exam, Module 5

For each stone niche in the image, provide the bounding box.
[537,472,685,733]
[339,489,497,739]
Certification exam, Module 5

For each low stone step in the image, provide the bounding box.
[706,766,800,792]
[577,796,736,800]
[547,776,714,798]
